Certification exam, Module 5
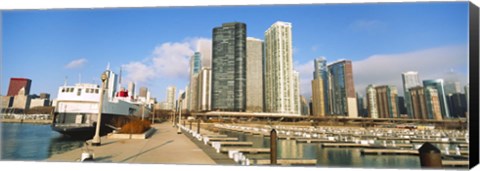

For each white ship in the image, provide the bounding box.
[51,68,152,138]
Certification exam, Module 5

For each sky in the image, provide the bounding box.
[2,2,470,101]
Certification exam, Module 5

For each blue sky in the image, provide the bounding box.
[2,2,469,101]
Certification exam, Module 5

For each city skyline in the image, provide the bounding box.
[2,2,469,101]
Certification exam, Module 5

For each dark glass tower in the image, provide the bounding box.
[327,60,357,118]
[211,22,247,111]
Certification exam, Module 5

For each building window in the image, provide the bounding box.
[77,88,82,96]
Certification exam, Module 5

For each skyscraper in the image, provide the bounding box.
[104,69,118,99]
[128,82,135,98]
[356,93,367,117]
[7,78,32,96]
[300,95,310,116]
[211,22,247,111]
[397,96,407,116]
[465,84,469,119]
[166,86,176,110]
[312,78,326,117]
[189,52,202,112]
[447,93,467,118]
[311,57,329,117]
[139,87,148,98]
[425,87,443,120]
[327,60,357,118]
[443,70,462,95]
[423,79,450,118]
[366,85,379,118]
[375,85,399,118]
[264,21,298,114]
[197,67,212,111]
[246,37,264,112]
[293,71,301,114]
[401,71,421,118]
[409,86,428,119]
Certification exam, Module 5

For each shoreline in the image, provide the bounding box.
[0,119,52,125]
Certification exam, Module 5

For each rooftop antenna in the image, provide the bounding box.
[64,76,68,86]
[106,62,110,71]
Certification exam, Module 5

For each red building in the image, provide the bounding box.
[7,78,31,96]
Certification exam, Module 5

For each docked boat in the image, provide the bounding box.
[51,69,152,138]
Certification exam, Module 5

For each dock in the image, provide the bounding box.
[207,137,239,141]
[208,141,253,146]
[296,139,336,143]
[360,149,419,155]
[203,134,228,138]
[360,149,469,157]
[220,147,270,153]
[250,159,317,165]
[47,122,220,164]
[442,160,469,167]
[410,139,468,144]
[322,143,371,148]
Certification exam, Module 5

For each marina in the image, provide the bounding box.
[0,115,471,169]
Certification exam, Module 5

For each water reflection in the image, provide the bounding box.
[220,129,420,168]
[1,123,84,160]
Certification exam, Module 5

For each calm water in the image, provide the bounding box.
[1,123,85,161]
[220,130,422,169]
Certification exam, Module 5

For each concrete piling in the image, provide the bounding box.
[197,120,201,134]
[270,129,277,165]
[418,142,442,168]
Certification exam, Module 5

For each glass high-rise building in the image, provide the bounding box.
[189,52,202,112]
[264,21,298,114]
[211,22,247,111]
[327,60,357,118]
[425,87,443,120]
[423,79,450,118]
[311,57,329,116]
[401,71,421,118]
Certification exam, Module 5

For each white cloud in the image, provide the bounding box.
[190,38,212,67]
[295,45,468,99]
[294,60,314,98]
[65,58,87,69]
[122,37,211,84]
[353,45,467,96]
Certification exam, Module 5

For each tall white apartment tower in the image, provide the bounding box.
[366,84,379,118]
[166,86,176,110]
[197,67,212,111]
[264,21,298,114]
[293,70,301,115]
[401,71,421,118]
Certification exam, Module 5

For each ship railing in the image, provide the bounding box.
[54,123,92,128]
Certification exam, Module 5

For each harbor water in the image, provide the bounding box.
[1,123,85,160]
[219,129,422,169]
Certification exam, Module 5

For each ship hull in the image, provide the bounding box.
[51,112,130,139]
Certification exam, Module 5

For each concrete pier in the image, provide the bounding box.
[47,122,217,164]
